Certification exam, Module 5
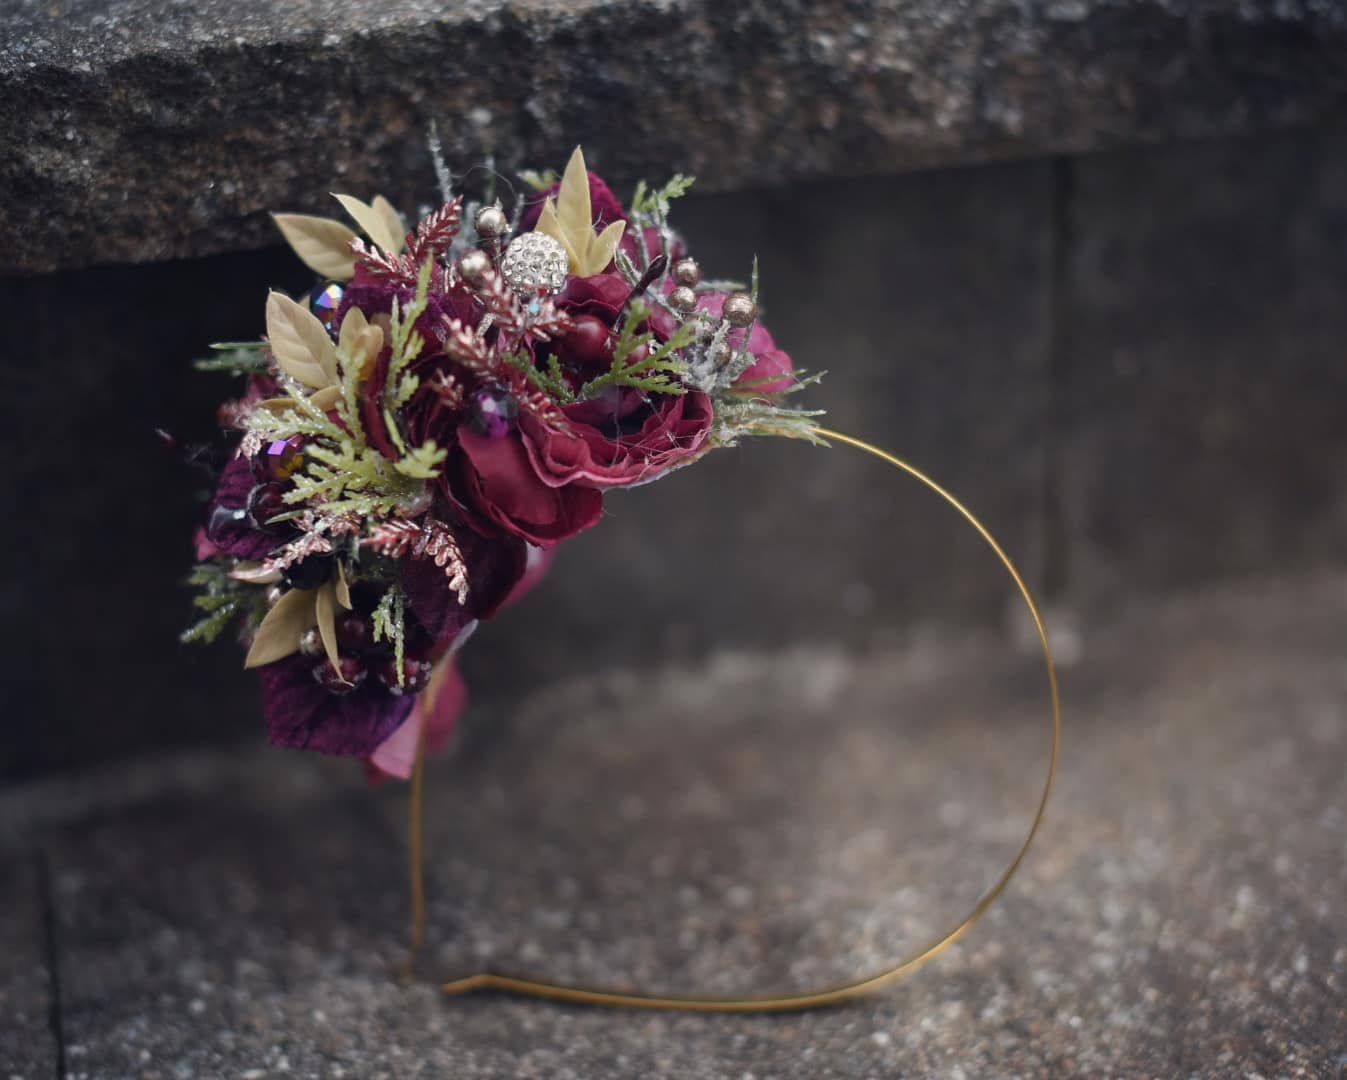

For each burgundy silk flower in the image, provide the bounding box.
[522,391,714,490]
[184,147,811,778]
[519,170,629,233]
[453,426,604,545]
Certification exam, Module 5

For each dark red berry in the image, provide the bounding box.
[283,554,333,590]
[311,654,367,695]
[205,503,248,545]
[335,611,373,653]
[246,482,289,530]
[375,656,434,695]
[559,314,614,365]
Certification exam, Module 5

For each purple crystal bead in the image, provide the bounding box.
[310,281,345,330]
[468,384,519,439]
[257,434,305,481]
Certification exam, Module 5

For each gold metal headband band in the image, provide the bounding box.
[406,425,1061,1012]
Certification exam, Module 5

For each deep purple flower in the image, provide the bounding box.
[260,654,414,757]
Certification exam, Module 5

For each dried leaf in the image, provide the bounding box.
[230,562,284,584]
[266,292,338,389]
[333,194,405,255]
[315,581,342,677]
[271,214,357,280]
[536,147,625,277]
[310,386,342,410]
[538,199,580,268]
[335,562,352,609]
[373,195,407,254]
[591,219,626,274]
[555,146,591,242]
[338,307,385,378]
[257,385,341,413]
[244,588,317,668]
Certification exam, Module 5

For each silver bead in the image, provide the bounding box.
[457,249,492,288]
[265,585,286,607]
[299,627,324,657]
[672,257,701,286]
[474,203,509,239]
[499,232,570,295]
[669,285,698,314]
[723,292,757,328]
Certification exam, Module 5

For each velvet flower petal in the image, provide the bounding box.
[259,654,414,758]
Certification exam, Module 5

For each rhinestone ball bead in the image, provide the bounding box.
[723,292,758,328]
[499,232,570,295]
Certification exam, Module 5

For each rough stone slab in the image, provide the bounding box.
[1058,129,1347,605]
[0,853,59,1079]
[5,570,1345,1077]
[0,160,1051,777]
[4,0,1347,273]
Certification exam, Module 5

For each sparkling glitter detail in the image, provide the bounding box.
[499,232,569,295]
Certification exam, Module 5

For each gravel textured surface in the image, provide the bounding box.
[4,0,1347,272]
[3,569,1346,1077]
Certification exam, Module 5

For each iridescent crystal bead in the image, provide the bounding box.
[310,281,345,329]
[469,383,519,439]
[257,434,305,481]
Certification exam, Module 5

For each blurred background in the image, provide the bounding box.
[3,1,1346,1076]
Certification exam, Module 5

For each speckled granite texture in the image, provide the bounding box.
[3,0,1347,272]
[3,570,1345,1077]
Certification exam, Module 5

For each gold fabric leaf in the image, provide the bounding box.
[333,194,406,255]
[314,581,341,676]
[334,561,353,610]
[338,306,385,379]
[257,385,341,414]
[266,292,339,389]
[271,213,358,280]
[229,562,284,584]
[244,588,317,668]
[535,147,625,278]
[373,196,407,254]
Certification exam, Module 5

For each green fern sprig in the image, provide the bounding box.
[371,583,407,686]
[578,302,694,399]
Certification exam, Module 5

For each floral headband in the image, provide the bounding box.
[179,146,1060,1011]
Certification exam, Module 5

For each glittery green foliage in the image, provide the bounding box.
[180,563,267,644]
[246,259,446,520]
[371,583,407,686]
[579,301,694,399]
[194,342,270,375]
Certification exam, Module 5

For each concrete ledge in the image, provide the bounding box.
[4,570,1345,1076]
[4,0,1347,273]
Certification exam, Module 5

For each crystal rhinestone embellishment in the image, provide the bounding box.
[499,232,570,295]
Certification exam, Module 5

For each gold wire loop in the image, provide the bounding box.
[425,426,1061,1011]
